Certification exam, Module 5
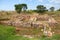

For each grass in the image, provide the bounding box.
[0,24,37,40]
[0,24,60,40]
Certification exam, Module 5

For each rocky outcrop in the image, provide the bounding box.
[0,14,57,28]
[0,14,58,37]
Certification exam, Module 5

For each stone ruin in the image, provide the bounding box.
[0,14,57,27]
[0,14,58,37]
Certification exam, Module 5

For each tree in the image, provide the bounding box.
[37,5,47,13]
[21,4,27,12]
[57,8,60,11]
[14,4,27,13]
[15,4,22,13]
[50,7,55,11]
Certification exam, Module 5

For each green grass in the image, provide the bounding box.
[0,24,60,40]
[0,24,38,40]
[39,34,60,40]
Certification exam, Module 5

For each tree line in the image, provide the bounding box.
[14,4,60,14]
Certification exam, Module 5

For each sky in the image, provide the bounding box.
[0,0,60,11]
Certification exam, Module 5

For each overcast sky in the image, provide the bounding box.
[0,0,60,11]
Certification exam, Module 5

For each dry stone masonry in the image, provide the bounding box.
[0,14,57,37]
